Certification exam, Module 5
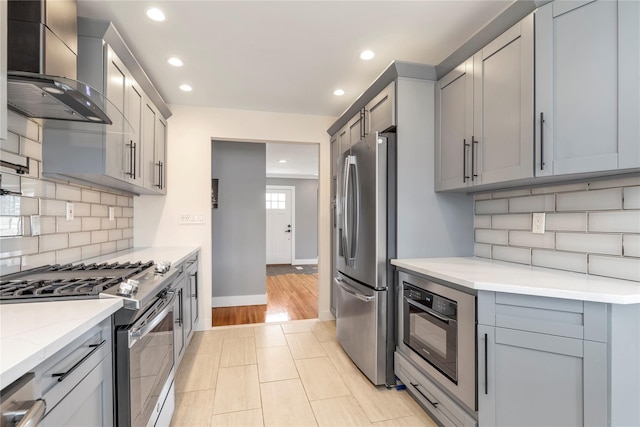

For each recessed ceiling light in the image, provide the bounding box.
[359,50,375,60]
[179,84,192,92]
[333,89,345,96]
[146,7,165,22]
[167,57,183,67]
[278,159,287,163]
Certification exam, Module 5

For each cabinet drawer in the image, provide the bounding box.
[395,351,476,427]
[478,291,607,342]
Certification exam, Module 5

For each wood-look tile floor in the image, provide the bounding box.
[212,273,318,326]
[170,319,438,427]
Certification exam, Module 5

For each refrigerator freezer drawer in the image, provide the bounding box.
[335,274,388,385]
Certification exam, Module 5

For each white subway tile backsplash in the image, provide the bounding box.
[101,218,116,230]
[623,235,640,258]
[556,188,622,211]
[116,239,130,251]
[116,218,128,229]
[0,257,21,275]
[624,187,640,210]
[532,250,587,274]
[113,207,123,218]
[69,232,91,247]
[91,230,109,244]
[589,211,640,233]
[556,233,622,256]
[0,196,39,216]
[492,214,531,230]
[91,204,109,217]
[81,244,101,259]
[109,229,123,241]
[531,182,589,195]
[474,243,492,258]
[122,228,133,239]
[116,195,129,207]
[81,189,101,203]
[39,234,68,252]
[474,215,491,229]
[509,230,556,249]
[2,131,20,153]
[492,246,531,265]
[491,188,531,199]
[101,241,117,255]
[509,195,555,213]
[1,236,38,258]
[21,216,31,236]
[545,213,588,232]
[101,193,117,206]
[128,218,134,228]
[8,110,40,141]
[40,199,66,216]
[474,193,492,201]
[0,217,22,237]
[39,217,56,235]
[74,203,91,217]
[123,207,133,218]
[27,158,39,178]
[20,177,55,198]
[21,251,56,269]
[1,173,21,195]
[20,137,41,161]
[475,229,508,245]
[476,199,509,215]
[56,217,82,233]
[588,176,640,190]
[57,248,82,265]
[56,184,82,202]
[589,255,640,282]
[82,217,101,231]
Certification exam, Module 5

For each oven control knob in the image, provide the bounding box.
[155,261,171,274]
[117,279,140,296]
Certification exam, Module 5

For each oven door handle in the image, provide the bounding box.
[405,298,453,324]
[129,292,176,348]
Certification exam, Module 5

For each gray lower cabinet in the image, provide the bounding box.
[174,251,200,367]
[477,325,607,426]
[173,272,187,366]
[535,0,640,176]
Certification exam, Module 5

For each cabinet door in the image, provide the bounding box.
[348,112,364,149]
[474,14,533,185]
[142,101,157,190]
[104,47,127,180]
[365,82,395,134]
[124,80,143,186]
[478,326,608,426]
[40,357,114,427]
[434,58,473,191]
[536,0,639,176]
[156,117,167,193]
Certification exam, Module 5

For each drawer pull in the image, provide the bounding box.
[409,382,439,408]
[51,340,106,383]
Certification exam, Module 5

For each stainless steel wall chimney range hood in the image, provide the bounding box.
[7,0,112,124]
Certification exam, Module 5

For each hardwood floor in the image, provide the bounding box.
[212,272,318,326]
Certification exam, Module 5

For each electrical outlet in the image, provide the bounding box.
[66,202,74,221]
[109,207,115,221]
[532,212,546,234]
[179,213,205,224]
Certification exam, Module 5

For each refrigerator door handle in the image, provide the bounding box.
[346,155,359,266]
[336,278,374,302]
[341,155,351,262]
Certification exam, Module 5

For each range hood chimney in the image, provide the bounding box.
[7,0,112,124]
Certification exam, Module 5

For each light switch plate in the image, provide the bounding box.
[532,212,546,234]
[66,202,74,221]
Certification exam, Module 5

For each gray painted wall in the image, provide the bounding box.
[266,178,318,261]
[211,141,266,298]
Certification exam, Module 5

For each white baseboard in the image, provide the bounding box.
[318,310,335,321]
[212,294,267,308]
[292,258,318,265]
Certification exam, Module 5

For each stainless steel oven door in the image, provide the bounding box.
[116,291,175,427]
[403,293,458,382]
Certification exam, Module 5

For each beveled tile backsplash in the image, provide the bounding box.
[474,176,640,281]
[0,112,133,275]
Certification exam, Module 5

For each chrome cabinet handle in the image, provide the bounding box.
[484,333,489,395]
[14,399,46,427]
[462,139,469,183]
[52,340,106,382]
[471,136,478,181]
[132,142,137,178]
[540,112,545,170]
[126,141,134,177]
[409,382,438,408]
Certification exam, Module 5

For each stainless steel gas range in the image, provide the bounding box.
[0,259,180,427]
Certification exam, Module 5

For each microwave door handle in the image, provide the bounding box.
[350,156,359,264]
[405,298,452,324]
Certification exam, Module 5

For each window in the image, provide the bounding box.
[266,192,286,210]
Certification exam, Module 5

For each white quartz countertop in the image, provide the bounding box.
[391,257,640,304]
[83,246,200,267]
[0,298,122,389]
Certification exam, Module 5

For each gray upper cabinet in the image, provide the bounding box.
[365,82,395,136]
[125,80,144,187]
[535,0,640,176]
[142,100,167,194]
[435,14,534,191]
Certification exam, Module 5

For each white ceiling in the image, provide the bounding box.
[77,1,510,178]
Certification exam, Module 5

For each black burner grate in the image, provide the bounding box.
[0,261,154,302]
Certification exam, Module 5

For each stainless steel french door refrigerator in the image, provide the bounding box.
[335,131,396,386]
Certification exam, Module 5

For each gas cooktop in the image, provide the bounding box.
[0,261,155,303]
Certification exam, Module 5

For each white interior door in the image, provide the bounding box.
[266,187,293,264]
